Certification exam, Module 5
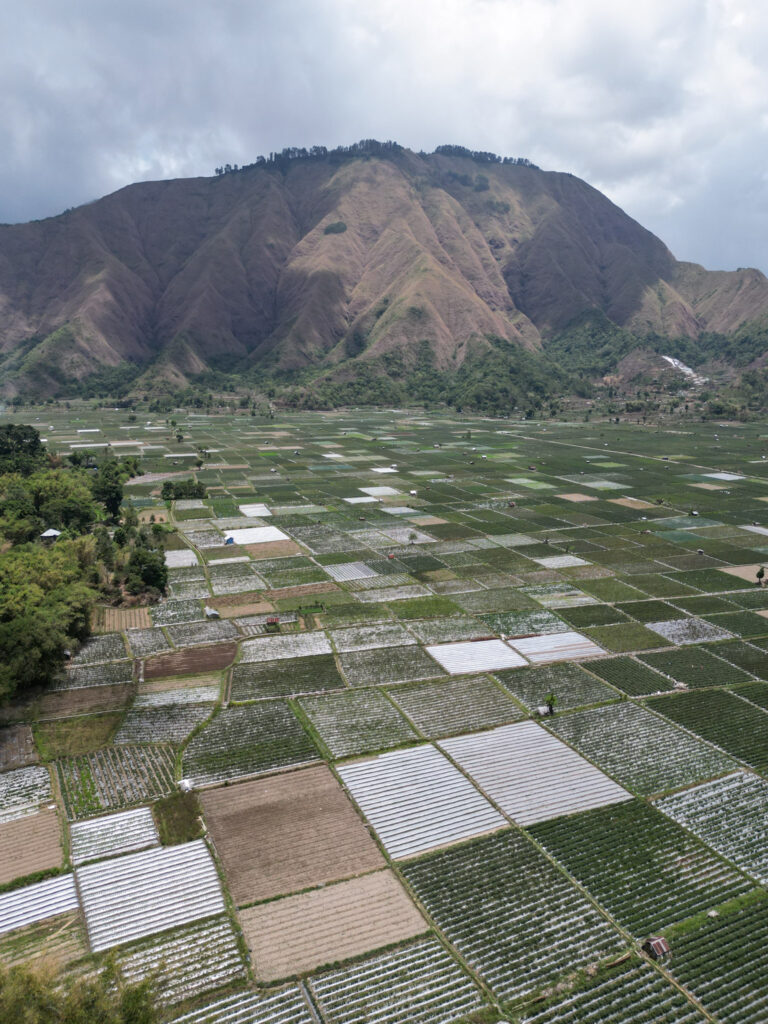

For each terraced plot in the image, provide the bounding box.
[651,689,768,773]
[339,644,442,686]
[389,674,523,737]
[530,800,752,937]
[117,915,247,1006]
[518,959,706,1024]
[307,937,484,1024]
[242,870,428,981]
[299,689,417,758]
[172,990,316,1024]
[200,766,385,903]
[57,745,175,818]
[496,661,618,710]
[0,764,52,822]
[183,701,318,786]
[230,654,346,700]
[402,830,622,1001]
[442,721,630,825]
[669,895,768,1024]
[656,773,768,884]
[550,702,735,795]
[337,744,505,859]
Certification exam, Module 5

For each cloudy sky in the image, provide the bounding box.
[2,0,767,271]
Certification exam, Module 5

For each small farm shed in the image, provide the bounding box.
[40,528,62,541]
[643,936,671,960]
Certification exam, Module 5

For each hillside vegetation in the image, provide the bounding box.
[2,142,768,408]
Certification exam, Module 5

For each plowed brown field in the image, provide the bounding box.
[0,725,39,771]
[241,870,428,981]
[144,642,237,679]
[0,809,62,885]
[37,684,134,720]
[200,765,385,904]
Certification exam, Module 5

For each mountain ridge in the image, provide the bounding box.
[1,141,767,399]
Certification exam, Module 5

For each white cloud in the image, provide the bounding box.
[1,0,768,270]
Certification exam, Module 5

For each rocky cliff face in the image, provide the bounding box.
[1,145,767,395]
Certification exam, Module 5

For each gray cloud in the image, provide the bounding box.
[2,0,767,272]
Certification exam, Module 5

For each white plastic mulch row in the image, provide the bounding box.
[0,764,53,823]
[240,632,332,662]
[338,745,506,860]
[223,526,289,545]
[239,503,272,517]
[171,988,316,1024]
[323,561,378,582]
[509,631,604,664]
[426,640,527,675]
[165,549,200,568]
[70,807,160,866]
[77,839,225,952]
[0,874,78,935]
[441,722,631,826]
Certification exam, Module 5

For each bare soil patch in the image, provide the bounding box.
[241,869,427,981]
[264,582,340,601]
[0,725,39,771]
[93,606,153,632]
[411,516,447,526]
[556,493,599,502]
[139,672,223,695]
[246,540,303,559]
[209,598,275,618]
[0,913,87,968]
[37,684,134,721]
[608,497,655,509]
[35,712,123,758]
[138,509,167,523]
[144,642,237,679]
[0,809,62,885]
[691,482,727,491]
[200,764,385,904]
[719,564,764,582]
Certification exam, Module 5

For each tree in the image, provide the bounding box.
[0,424,47,476]
[92,457,124,519]
[758,565,766,587]
[125,545,167,595]
[544,692,558,716]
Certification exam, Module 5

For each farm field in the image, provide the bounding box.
[1,407,768,1020]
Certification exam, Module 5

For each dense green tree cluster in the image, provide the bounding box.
[161,478,207,500]
[0,427,167,702]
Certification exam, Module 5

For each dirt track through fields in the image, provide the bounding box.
[241,869,428,981]
[200,765,385,904]
[0,809,62,885]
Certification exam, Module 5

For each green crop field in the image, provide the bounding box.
[1,406,768,1020]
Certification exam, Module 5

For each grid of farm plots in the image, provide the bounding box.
[1,408,768,1022]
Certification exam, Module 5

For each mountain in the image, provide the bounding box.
[1,140,768,400]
